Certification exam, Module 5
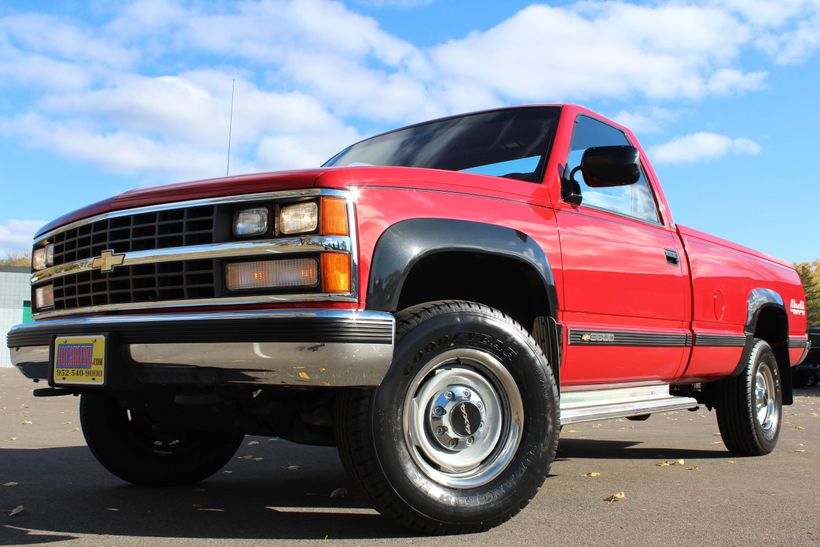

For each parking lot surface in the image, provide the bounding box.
[1,368,818,546]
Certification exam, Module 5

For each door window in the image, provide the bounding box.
[567,116,660,223]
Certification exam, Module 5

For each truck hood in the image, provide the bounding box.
[37,169,327,237]
[37,165,543,237]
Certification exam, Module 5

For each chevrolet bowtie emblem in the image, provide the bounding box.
[92,250,126,273]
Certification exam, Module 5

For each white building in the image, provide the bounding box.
[0,266,31,368]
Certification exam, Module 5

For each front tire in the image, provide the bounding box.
[80,393,244,486]
[716,339,782,456]
[336,301,559,534]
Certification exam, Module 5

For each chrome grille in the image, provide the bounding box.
[51,259,218,311]
[52,206,216,265]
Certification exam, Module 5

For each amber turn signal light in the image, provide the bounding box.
[320,197,348,236]
[322,252,351,293]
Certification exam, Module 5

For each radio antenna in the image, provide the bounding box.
[226,78,236,176]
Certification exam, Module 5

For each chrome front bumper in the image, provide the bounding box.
[7,309,395,387]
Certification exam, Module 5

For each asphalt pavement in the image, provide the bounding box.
[1,368,818,546]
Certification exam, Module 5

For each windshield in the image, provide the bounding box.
[324,107,561,183]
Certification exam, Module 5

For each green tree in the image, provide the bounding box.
[794,260,820,328]
[0,251,31,268]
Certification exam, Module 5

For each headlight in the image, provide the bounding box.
[233,207,270,237]
[33,248,46,271]
[32,244,54,271]
[280,202,318,235]
[35,285,54,309]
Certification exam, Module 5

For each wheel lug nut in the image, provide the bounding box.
[433,406,445,417]
[476,402,482,410]
[436,426,447,435]
[479,421,484,429]
[445,391,454,400]
[466,436,474,446]
[448,439,458,448]
[463,389,471,399]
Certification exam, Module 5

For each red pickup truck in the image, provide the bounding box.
[7,104,810,534]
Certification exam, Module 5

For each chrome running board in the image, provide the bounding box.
[559,384,698,425]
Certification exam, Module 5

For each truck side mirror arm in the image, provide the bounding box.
[561,165,583,207]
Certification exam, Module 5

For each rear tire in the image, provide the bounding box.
[336,301,559,534]
[716,339,781,456]
[80,393,244,486]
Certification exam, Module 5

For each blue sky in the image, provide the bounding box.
[0,0,817,263]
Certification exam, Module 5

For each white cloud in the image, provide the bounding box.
[612,106,679,134]
[650,132,761,165]
[0,219,44,255]
[2,69,362,181]
[430,3,762,103]
[353,0,433,7]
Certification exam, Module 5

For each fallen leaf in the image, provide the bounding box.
[21,420,32,425]
[286,464,301,471]
[566,429,578,433]
[9,505,24,516]
[329,487,348,499]
[656,461,670,468]
[71,428,79,432]
[238,455,254,460]
[712,441,722,444]
[62,422,72,425]
[2,482,18,487]
[793,426,805,430]
[604,491,626,503]
[727,460,736,464]
[687,466,701,472]
[247,440,259,446]
[253,457,263,462]
[583,472,601,478]
[671,459,685,466]
[794,449,806,453]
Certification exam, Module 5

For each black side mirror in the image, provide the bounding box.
[575,145,641,188]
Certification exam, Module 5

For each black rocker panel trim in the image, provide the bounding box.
[694,334,748,347]
[366,218,558,317]
[567,329,692,347]
[788,337,809,349]
[7,316,393,348]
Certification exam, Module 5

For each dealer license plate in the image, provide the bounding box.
[53,335,106,386]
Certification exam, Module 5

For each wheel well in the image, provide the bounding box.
[396,251,549,331]
[753,306,793,405]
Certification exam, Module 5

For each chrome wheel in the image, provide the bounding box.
[403,348,524,489]
[754,362,779,435]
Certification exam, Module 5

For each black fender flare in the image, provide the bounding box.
[365,218,558,317]
[364,218,562,373]
[735,288,792,403]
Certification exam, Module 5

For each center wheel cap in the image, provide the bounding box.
[451,402,482,437]
[428,385,488,452]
